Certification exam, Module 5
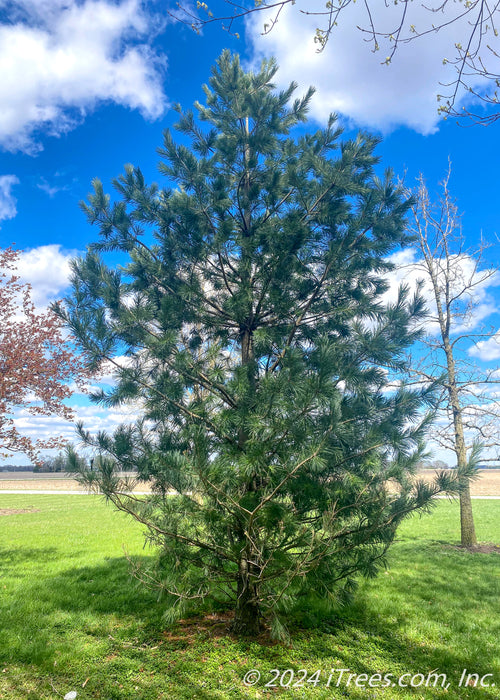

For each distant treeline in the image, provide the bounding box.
[0,451,84,473]
[421,461,499,470]
[0,465,34,472]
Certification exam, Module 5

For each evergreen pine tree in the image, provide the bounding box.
[60,51,464,637]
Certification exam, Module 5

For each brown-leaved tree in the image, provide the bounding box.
[0,247,87,464]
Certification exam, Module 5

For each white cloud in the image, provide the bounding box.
[37,177,68,198]
[246,1,500,133]
[0,0,167,152]
[0,175,19,221]
[384,248,500,334]
[10,401,142,454]
[15,244,78,307]
[469,332,500,361]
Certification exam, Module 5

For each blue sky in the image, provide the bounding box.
[2,0,500,464]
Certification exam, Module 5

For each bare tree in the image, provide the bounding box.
[402,167,500,546]
[170,0,500,124]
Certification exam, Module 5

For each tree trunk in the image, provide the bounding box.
[459,481,477,547]
[447,371,477,547]
[232,556,261,636]
[420,238,478,548]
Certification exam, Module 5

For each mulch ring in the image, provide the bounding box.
[0,508,39,516]
[457,543,500,554]
[163,611,280,646]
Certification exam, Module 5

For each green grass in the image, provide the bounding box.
[0,495,499,699]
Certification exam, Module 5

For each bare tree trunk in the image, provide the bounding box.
[446,349,477,547]
[411,175,479,548]
[459,482,477,547]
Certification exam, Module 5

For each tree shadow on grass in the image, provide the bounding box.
[1,555,267,699]
[2,543,500,698]
[274,540,500,698]
[0,546,61,571]
[35,555,159,618]
[0,555,158,667]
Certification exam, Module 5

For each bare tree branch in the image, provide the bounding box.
[169,0,500,123]
[402,165,500,544]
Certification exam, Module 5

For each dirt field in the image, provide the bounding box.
[0,475,151,493]
[418,469,500,496]
[1,470,499,495]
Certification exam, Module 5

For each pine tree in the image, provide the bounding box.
[60,51,464,637]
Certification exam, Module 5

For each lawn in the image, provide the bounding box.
[0,495,499,699]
